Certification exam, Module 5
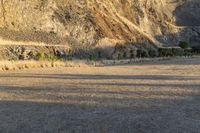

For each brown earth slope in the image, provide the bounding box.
[0,0,200,53]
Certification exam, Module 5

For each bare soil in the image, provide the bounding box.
[0,58,200,133]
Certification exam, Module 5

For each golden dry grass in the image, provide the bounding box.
[0,60,89,71]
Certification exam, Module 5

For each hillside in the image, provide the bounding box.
[0,0,200,59]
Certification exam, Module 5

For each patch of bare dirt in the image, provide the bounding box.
[0,58,200,133]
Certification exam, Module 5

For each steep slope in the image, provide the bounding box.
[0,0,199,55]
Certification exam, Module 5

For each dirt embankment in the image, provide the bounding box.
[0,0,200,49]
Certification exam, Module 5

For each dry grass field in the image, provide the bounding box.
[0,58,200,133]
[0,60,88,71]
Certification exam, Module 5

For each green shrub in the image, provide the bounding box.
[172,48,184,56]
[66,56,73,61]
[35,52,60,61]
[184,49,193,56]
[148,49,158,57]
[137,49,149,58]
[51,56,59,61]
[89,55,96,61]
[47,53,61,61]
[35,52,43,60]
[130,49,136,58]
[179,41,188,49]
[117,53,121,60]
[192,46,200,54]
[123,52,127,59]
[158,47,193,57]
[158,48,173,57]
[98,51,102,59]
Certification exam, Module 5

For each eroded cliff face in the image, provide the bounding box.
[0,0,199,50]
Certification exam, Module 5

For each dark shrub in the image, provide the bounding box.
[18,54,25,60]
[158,47,194,57]
[130,49,137,58]
[123,52,127,59]
[117,53,121,60]
[179,41,188,49]
[192,46,200,54]
[89,55,96,61]
[158,48,174,57]
[172,48,184,56]
[148,49,158,57]
[98,51,102,59]
[184,49,193,56]
[137,49,149,58]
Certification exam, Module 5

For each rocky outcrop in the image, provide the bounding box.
[0,0,199,57]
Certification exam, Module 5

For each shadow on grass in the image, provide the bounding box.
[0,73,200,81]
[0,72,200,133]
[0,84,200,133]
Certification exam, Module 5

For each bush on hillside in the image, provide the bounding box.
[35,52,43,60]
[18,54,25,60]
[158,48,174,57]
[192,46,200,54]
[137,49,149,58]
[179,41,188,49]
[130,49,137,58]
[171,48,184,56]
[123,52,127,59]
[184,49,193,56]
[35,52,60,61]
[148,49,158,57]
[117,53,122,60]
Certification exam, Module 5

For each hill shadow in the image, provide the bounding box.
[0,73,200,81]
[155,0,200,47]
[0,79,200,133]
[173,0,200,27]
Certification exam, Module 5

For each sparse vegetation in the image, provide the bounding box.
[35,52,43,60]
[34,52,60,61]
[0,60,87,71]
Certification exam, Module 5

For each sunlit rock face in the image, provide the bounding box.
[0,0,199,48]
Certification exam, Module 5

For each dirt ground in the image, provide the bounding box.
[0,58,200,133]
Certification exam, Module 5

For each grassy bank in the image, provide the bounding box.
[1,56,200,71]
[0,60,89,71]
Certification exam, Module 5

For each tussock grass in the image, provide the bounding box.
[0,60,88,71]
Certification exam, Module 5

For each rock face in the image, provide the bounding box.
[0,0,199,51]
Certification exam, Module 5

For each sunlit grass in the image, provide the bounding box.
[0,60,88,71]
